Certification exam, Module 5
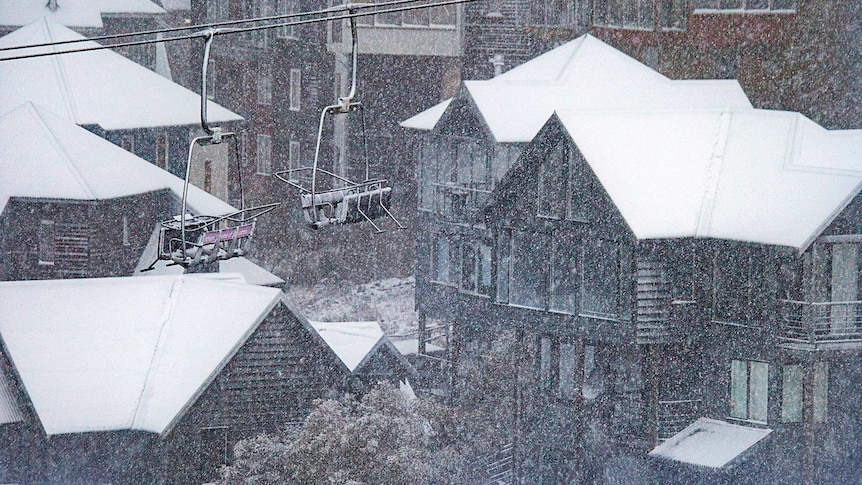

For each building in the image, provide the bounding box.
[188,0,466,281]
[0,102,236,281]
[461,0,862,129]
[0,19,244,200]
[0,275,415,483]
[404,34,862,483]
[0,0,167,69]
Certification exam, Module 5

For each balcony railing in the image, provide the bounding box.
[779,299,862,347]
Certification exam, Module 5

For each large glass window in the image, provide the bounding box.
[582,239,620,318]
[432,234,458,286]
[730,360,768,423]
[538,336,582,400]
[813,361,828,423]
[550,236,579,314]
[510,231,550,309]
[538,144,568,220]
[461,241,492,296]
[418,139,436,211]
[781,364,803,423]
[496,229,511,303]
[594,0,655,30]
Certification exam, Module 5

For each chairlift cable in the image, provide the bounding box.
[0,0,479,62]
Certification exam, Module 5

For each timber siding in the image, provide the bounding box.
[0,191,174,281]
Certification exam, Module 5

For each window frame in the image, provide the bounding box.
[460,240,492,297]
[289,68,302,111]
[537,335,583,402]
[729,359,769,424]
[256,134,272,176]
[580,238,622,320]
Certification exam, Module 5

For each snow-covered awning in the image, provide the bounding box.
[0,102,237,217]
[399,98,451,131]
[399,35,752,142]
[555,108,862,250]
[0,19,242,130]
[649,418,772,469]
[0,0,165,28]
[0,275,282,436]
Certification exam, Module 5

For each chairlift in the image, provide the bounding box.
[275,7,404,233]
[142,30,278,271]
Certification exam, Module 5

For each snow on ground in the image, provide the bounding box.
[283,277,418,339]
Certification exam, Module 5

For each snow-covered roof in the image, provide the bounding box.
[220,258,285,287]
[0,19,242,130]
[399,98,452,131]
[400,35,752,142]
[555,108,862,249]
[0,275,281,436]
[392,339,444,356]
[649,418,772,469]
[307,321,386,373]
[0,0,165,28]
[0,102,236,216]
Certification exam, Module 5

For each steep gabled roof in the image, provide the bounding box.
[0,102,237,216]
[0,18,241,130]
[0,0,165,28]
[0,275,282,436]
[553,108,862,249]
[400,35,752,141]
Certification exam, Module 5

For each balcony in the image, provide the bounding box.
[779,299,862,350]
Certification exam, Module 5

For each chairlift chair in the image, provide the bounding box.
[275,7,404,233]
[142,30,279,271]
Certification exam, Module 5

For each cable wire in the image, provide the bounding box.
[0,0,478,61]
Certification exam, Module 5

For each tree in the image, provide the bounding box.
[218,383,496,485]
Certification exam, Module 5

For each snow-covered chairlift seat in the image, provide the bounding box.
[300,179,393,229]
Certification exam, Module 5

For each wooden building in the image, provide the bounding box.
[0,102,237,281]
[461,0,862,130]
[0,19,243,194]
[0,275,415,484]
[404,34,862,483]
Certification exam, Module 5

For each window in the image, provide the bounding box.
[122,216,131,247]
[781,364,803,423]
[827,243,860,334]
[289,69,302,111]
[538,336,582,400]
[594,0,655,30]
[692,0,796,12]
[121,135,134,154]
[257,63,272,105]
[813,361,828,423]
[729,360,768,423]
[658,0,687,30]
[418,139,437,211]
[510,231,550,309]
[582,239,620,319]
[461,241,492,296]
[496,229,511,303]
[289,140,301,173]
[38,220,55,265]
[204,160,213,192]
[528,0,578,27]
[550,235,579,314]
[713,246,766,325]
[429,4,456,25]
[256,135,272,175]
[538,144,568,219]
[156,133,168,170]
[199,426,230,480]
[276,0,298,38]
[432,234,458,285]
